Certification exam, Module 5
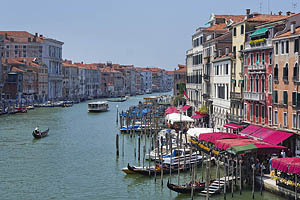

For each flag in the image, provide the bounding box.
[184,91,189,100]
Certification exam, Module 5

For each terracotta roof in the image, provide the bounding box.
[11,66,25,73]
[175,65,187,73]
[205,23,227,31]
[215,15,245,22]
[5,58,42,66]
[0,31,43,43]
[275,27,300,38]
[166,71,174,74]
[247,14,288,22]
[100,67,119,73]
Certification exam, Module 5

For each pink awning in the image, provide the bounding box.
[250,128,293,145]
[192,114,207,119]
[239,125,262,136]
[224,123,244,130]
[165,107,179,115]
[181,105,191,111]
[272,157,300,175]
[198,132,245,144]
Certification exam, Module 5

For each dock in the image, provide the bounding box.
[199,176,236,196]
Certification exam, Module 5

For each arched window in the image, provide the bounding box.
[268,75,272,93]
[256,75,259,92]
[283,63,289,82]
[293,62,298,81]
[274,64,279,80]
[250,75,254,92]
[244,76,247,91]
[261,75,265,92]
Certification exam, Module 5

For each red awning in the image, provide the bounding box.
[239,125,262,136]
[272,157,300,175]
[198,132,246,144]
[224,123,244,130]
[248,127,293,145]
[181,105,191,111]
[165,107,179,115]
[192,114,207,119]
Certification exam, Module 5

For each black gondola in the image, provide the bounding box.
[32,128,49,139]
[167,180,206,193]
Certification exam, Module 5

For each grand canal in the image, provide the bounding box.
[0,93,286,199]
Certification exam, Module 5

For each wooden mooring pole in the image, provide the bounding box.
[240,159,242,195]
[252,163,255,199]
[116,134,119,157]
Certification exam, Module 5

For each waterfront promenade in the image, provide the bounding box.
[0,93,286,200]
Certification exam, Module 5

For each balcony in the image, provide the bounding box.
[231,92,242,100]
[247,64,266,71]
[227,114,243,123]
[243,92,266,102]
[283,76,289,83]
[293,76,300,83]
[245,38,272,49]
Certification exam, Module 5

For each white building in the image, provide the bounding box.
[41,37,64,100]
[212,55,232,131]
[140,69,152,93]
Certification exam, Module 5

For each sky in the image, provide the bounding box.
[0,0,299,70]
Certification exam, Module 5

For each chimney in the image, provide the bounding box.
[291,21,296,34]
[35,33,38,37]
[246,9,251,17]
[225,47,229,55]
[28,37,31,42]
[278,11,282,15]
[218,49,222,57]
[287,11,291,16]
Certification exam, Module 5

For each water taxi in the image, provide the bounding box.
[88,101,109,112]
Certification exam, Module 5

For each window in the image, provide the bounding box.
[274,110,278,125]
[244,76,247,91]
[218,85,225,99]
[244,54,247,65]
[244,103,247,121]
[298,114,300,129]
[250,75,254,92]
[295,38,299,53]
[281,41,285,54]
[262,52,265,65]
[256,53,259,65]
[283,91,288,105]
[261,105,265,123]
[233,28,237,36]
[283,112,287,127]
[233,46,236,57]
[225,64,229,75]
[255,75,259,92]
[293,114,297,128]
[255,105,259,123]
[283,63,289,82]
[261,75,265,92]
[268,107,272,125]
[250,104,253,121]
[293,91,297,106]
[268,75,272,93]
[274,64,279,80]
[273,90,278,104]
[286,41,289,53]
[269,52,272,65]
[275,42,279,55]
[294,63,299,81]
[241,25,244,34]
[240,45,244,51]
[250,54,254,65]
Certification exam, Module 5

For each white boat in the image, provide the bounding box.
[88,101,109,112]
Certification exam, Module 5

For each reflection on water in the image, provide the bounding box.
[0,92,286,200]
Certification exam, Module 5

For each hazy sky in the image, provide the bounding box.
[1,0,298,70]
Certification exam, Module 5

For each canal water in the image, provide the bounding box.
[0,93,286,200]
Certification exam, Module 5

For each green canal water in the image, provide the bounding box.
[0,93,286,200]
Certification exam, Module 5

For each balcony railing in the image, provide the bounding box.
[247,64,266,71]
[231,92,242,100]
[283,76,289,82]
[243,92,266,101]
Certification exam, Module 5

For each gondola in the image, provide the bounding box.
[167,180,206,193]
[32,128,49,139]
[126,163,183,176]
